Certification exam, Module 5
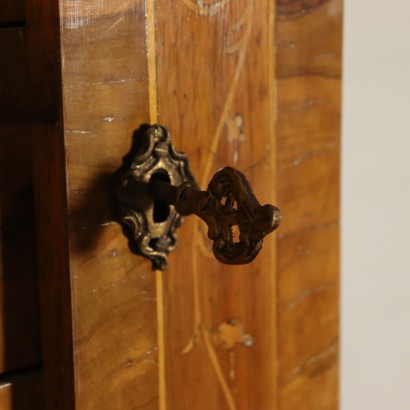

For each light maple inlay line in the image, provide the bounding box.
[147,0,158,124]
[155,269,167,410]
[146,0,166,409]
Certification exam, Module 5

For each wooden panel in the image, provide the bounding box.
[0,0,25,23]
[0,371,43,409]
[23,1,341,408]
[0,28,41,373]
[25,0,78,407]
[26,0,159,407]
[276,0,342,408]
[156,1,277,409]
[60,2,157,409]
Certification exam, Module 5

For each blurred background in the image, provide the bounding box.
[342,0,410,408]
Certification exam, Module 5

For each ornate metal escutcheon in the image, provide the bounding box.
[117,124,281,270]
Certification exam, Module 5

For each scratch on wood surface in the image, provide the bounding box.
[121,346,159,368]
[64,15,94,29]
[70,189,94,195]
[91,78,136,85]
[182,0,231,16]
[106,16,124,32]
[242,155,269,173]
[279,144,337,172]
[102,115,125,122]
[280,280,338,311]
[278,99,331,112]
[284,342,338,382]
[276,0,328,19]
[65,129,92,135]
[277,40,299,49]
[79,221,116,230]
[62,0,142,28]
[278,72,341,80]
[133,396,159,410]
[277,220,338,239]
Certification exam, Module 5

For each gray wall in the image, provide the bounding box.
[342,1,410,408]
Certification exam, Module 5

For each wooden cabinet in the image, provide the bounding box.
[0,0,341,408]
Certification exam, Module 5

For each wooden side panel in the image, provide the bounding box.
[276,0,342,408]
[25,0,76,406]
[0,28,41,373]
[59,2,158,409]
[156,2,277,409]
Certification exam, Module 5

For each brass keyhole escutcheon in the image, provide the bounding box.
[117,125,281,270]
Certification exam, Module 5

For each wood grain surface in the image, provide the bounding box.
[276,0,342,408]
[60,1,159,409]
[23,0,341,408]
[25,0,76,406]
[155,1,277,409]
[26,0,161,407]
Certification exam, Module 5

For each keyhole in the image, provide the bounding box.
[231,224,240,244]
[150,172,171,223]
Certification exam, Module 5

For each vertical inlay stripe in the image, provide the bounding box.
[147,0,166,408]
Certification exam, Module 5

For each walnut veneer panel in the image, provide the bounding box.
[24,1,341,408]
[276,1,342,408]
[156,1,277,409]
[60,2,158,409]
